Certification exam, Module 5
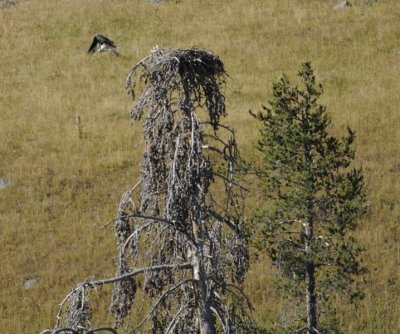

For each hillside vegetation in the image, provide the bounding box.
[0,0,399,332]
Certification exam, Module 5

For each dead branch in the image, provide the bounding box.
[86,262,192,287]
[127,279,193,334]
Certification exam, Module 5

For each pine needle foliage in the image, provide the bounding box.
[251,62,367,334]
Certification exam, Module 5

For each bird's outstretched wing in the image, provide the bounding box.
[87,36,99,53]
[95,34,117,48]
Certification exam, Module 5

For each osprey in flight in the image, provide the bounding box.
[88,34,119,55]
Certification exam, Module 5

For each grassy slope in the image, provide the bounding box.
[0,0,399,332]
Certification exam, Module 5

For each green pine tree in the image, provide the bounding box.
[251,62,367,334]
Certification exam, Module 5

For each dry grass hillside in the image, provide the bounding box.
[0,0,399,332]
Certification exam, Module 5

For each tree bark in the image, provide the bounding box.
[306,262,318,334]
[305,218,318,334]
[191,246,216,334]
[197,278,216,334]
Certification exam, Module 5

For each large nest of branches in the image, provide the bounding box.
[126,47,226,129]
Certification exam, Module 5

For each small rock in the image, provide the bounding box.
[23,277,39,289]
[0,178,10,189]
[334,0,352,10]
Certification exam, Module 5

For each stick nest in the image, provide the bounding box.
[126,47,226,129]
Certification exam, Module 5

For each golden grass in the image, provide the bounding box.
[1,0,400,332]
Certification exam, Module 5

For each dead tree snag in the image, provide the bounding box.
[44,47,255,334]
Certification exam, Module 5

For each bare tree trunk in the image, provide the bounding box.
[192,215,216,334]
[191,248,216,333]
[305,218,318,334]
[306,262,318,334]
[196,270,216,334]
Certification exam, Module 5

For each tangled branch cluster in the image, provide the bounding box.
[45,48,254,333]
[126,47,226,129]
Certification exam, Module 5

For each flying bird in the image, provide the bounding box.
[88,34,119,55]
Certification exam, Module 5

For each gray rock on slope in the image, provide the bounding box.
[334,1,352,10]
[0,178,10,189]
[23,277,39,289]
